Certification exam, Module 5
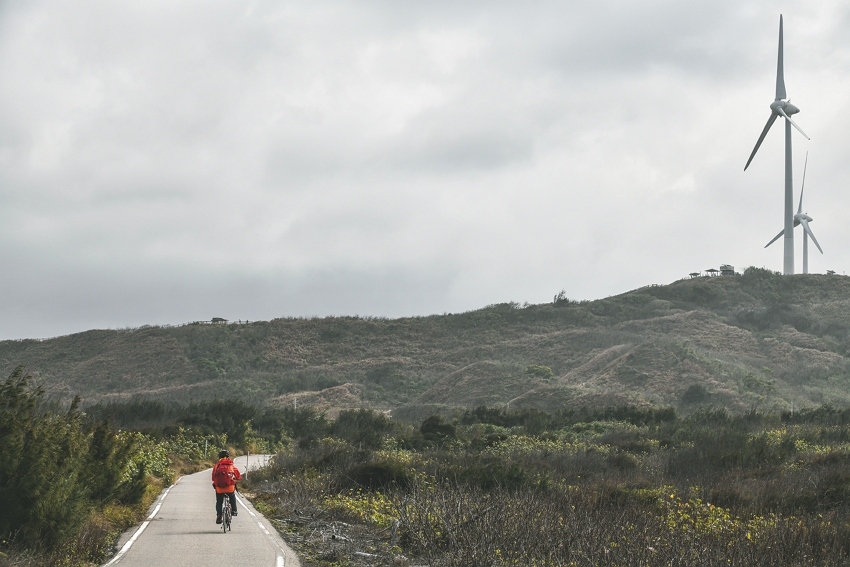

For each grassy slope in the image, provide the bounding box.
[2,270,850,414]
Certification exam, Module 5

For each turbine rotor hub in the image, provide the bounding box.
[770,100,800,115]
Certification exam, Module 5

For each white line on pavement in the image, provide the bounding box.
[103,478,180,566]
[235,492,290,565]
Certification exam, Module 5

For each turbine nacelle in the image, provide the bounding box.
[771,100,799,115]
[794,212,812,224]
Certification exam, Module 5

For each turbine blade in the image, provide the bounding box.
[777,107,810,139]
[765,228,784,248]
[776,15,786,100]
[800,219,823,254]
[798,151,808,214]
[745,113,779,170]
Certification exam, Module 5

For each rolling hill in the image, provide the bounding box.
[3,267,850,416]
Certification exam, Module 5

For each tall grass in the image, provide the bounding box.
[246,405,850,566]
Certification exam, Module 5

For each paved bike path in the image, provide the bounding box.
[103,455,300,567]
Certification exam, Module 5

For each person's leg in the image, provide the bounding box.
[229,491,237,515]
[216,492,224,522]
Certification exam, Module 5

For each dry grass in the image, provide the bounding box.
[244,405,850,567]
[3,273,850,415]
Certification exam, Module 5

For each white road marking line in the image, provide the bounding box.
[235,485,291,564]
[103,480,178,566]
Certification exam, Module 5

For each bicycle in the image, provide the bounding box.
[221,492,233,533]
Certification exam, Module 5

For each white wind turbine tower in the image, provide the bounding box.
[764,152,823,273]
[744,14,810,275]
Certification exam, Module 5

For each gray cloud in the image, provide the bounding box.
[1,0,849,339]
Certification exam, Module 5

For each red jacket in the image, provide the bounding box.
[212,458,242,494]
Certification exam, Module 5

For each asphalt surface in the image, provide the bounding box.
[103,455,300,567]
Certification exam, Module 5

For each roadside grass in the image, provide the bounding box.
[242,405,850,567]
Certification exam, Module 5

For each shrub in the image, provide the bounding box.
[331,409,394,450]
[682,383,709,404]
[0,366,146,552]
[342,459,412,490]
[420,415,456,444]
[525,364,554,380]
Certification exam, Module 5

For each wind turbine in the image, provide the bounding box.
[764,152,822,273]
[744,14,810,275]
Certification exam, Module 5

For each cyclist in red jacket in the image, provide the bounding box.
[212,450,242,524]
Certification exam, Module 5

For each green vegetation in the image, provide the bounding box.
[245,404,850,566]
[84,398,330,451]
[0,366,148,565]
[3,271,850,417]
[0,368,244,566]
[9,359,850,566]
[5,270,850,564]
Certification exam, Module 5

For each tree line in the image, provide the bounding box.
[0,366,146,562]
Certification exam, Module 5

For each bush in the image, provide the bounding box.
[342,459,412,490]
[681,383,709,404]
[525,364,554,380]
[420,415,456,444]
[0,366,146,552]
[331,409,394,450]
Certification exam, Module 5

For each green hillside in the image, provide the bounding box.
[3,267,850,415]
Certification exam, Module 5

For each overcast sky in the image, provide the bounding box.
[1,1,849,340]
